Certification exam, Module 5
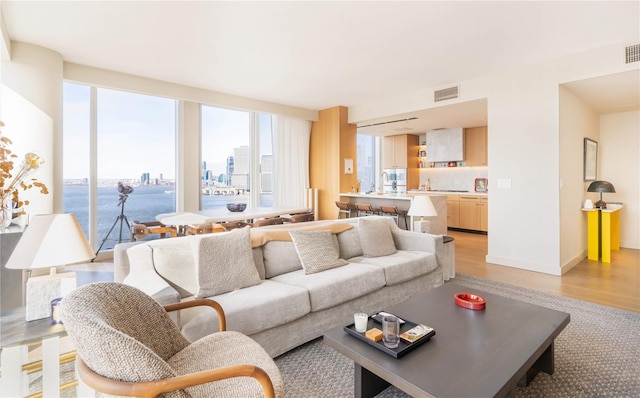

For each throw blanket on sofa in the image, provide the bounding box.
[250,221,353,248]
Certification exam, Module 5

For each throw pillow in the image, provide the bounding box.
[289,230,348,275]
[358,217,397,257]
[193,227,261,298]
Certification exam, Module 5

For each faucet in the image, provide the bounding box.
[381,171,389,183]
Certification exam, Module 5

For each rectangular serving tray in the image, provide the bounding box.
[344,316,435,358]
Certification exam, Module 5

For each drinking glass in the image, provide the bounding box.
[382,315,400,348]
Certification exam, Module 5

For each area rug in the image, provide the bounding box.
[275,273,640,397]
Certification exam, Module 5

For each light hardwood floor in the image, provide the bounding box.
[448,230,640,313]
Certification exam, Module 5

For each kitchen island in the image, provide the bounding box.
[339,192,447,235]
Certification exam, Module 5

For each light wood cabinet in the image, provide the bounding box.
[458,195,488,232]
[464,126,487,166]
[383,134,418,169]
[480,197,488,231]
[459,196,480,230]
[447,194,460,228]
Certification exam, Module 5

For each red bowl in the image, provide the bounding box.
[454,292,486,310]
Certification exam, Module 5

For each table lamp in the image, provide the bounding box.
[408,196,438,233]
[5,213,94,321]
[587,180,616,209]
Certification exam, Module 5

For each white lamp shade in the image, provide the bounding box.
[408,196,438,217]
[5,213,94,270]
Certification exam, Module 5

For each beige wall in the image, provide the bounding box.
[559,86,600,272]
[1,42,63,216]
[600,111,640,249]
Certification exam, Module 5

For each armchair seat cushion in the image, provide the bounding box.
[168,331,284,398]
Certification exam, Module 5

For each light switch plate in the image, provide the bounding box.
[497,178,512,189]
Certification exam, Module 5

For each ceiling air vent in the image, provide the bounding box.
[626,44,640,64]
[434,85,459,102]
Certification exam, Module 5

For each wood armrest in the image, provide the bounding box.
[164,299,226,332]
[76,357,275,398]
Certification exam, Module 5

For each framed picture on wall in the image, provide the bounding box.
[475,178,488,192]
[584,138,597,181]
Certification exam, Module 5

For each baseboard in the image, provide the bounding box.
[620,240,640,250]
[560,251,587,275]
[485,255,562,276]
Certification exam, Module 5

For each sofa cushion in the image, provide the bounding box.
[336,227,363,259]
[289,230,348,274]
[349,250,438,286]
[179,280,311,339]
[262,241,302,278]
[358,217,397,257]
[270,263,386,312]
[193,227,261,298]
[149,237,198,298]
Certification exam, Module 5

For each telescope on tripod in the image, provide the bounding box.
[95,182,134,256]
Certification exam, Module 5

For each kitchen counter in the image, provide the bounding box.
[339,192,447,234]
[410,190,488,197]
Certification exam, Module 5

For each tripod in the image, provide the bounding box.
[95,193,131,256]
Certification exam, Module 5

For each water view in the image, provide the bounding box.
[64,185,272,251]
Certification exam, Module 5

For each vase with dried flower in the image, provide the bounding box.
[0,121,49,228]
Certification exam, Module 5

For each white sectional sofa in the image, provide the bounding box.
[114,216,450,358]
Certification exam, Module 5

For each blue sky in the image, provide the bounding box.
[63,83,268,181]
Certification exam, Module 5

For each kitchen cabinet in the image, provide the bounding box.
[447,194,460,228]
[383,134,418,169]
[458,195,488,232]
[464,126,487,166]
[383,134,420,190]
[480,197,488,231]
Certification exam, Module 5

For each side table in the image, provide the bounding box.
[443,235,455,280]
[582,204,623,263]
[0,308,95,397]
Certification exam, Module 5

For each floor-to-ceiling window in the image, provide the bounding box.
[357,134,377,192]
[63,83,177,252]
[258,113,274,206]
[201,106,250,209]
[200,106,274,209]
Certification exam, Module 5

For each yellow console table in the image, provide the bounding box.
[583,204,622,263]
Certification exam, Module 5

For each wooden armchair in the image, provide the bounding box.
[131,220,177,241]
[185,223,226,235]
[60,282,283,398]
[282,211,315,223]
[251,217,285,228]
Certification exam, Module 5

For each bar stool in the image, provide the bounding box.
[356,203,380,217]
[335,201,352,219]
[379,205,409,229]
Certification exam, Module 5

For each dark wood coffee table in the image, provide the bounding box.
[323,283,570,398]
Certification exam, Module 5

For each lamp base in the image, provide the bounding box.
[413,220,431,234]
[25,272,76,321]
[594,200,607,209]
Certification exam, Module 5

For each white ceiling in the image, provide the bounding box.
[2,1,639,135]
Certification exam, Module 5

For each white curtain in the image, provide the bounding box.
[272,115,311,207]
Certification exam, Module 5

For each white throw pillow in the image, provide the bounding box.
[289,230,348,275]
[358,218,397,257]
[193,227,261,298]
